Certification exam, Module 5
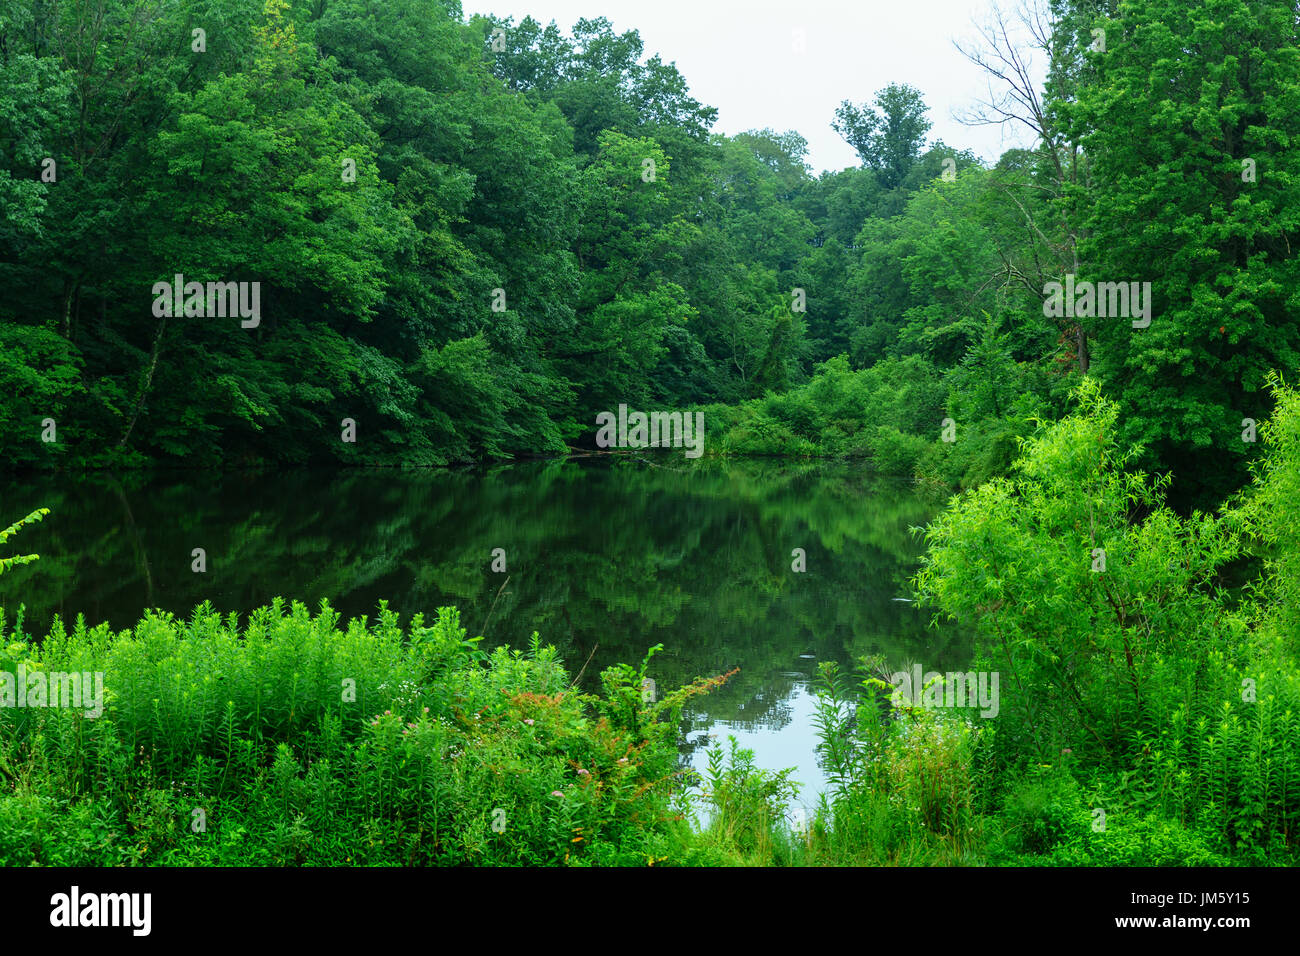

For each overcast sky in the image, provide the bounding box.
[461,0,1045,174]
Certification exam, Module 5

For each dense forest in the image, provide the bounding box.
[5,0,1297,510]
[3,0,1300,875]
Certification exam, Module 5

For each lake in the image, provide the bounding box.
[0,457,969,812]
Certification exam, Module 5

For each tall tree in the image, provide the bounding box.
[1071,0,1300,505]
[833,83,932,189]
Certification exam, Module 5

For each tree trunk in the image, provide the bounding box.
[117,316,167,450]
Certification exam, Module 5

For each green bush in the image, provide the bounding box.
[808,658,986,863]
[696,736,800,863]
[914,379,1249,765]
[998,772,1088,857]
[1046,814,1230,867]
[909,378,1300,862]
[705,349,1048,487]
[0,599,727,866]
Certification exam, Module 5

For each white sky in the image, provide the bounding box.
[461,0,1045,174]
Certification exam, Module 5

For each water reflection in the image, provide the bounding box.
[0,457,968,800]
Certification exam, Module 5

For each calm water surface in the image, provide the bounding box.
[0,458,969,810]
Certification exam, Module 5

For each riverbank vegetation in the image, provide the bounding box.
[796,378,1300,867]
[0,593,732,865]
[4,0,1300,867]
[3,378,1299,865]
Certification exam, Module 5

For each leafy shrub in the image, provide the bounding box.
[810,657,985,861]
[912,379,1300,862]
[697,736,800,861]
[1046,814,1229,867]
[0,599,729,866]
[0,327,83,468]
[1233,373,1300,653]
[914,378,1249,765]
[999,772,1088,856]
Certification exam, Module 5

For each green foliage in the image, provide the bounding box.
[998,771,1089,857]
[709,355,945,464]
[1047,815,1230,867]
[0,328,83,467]
[1,0,1295,527]
[705,349,1048,490]
[4,0,1300,872]
[806,657,984,864]
[0,0,1054,473]
[1233,374,1300,649]
[0,508,49,577]
[833,83,933,189]
[915,379,1248,761]
[0,599,728,866]
[695,736,800,863]
[906,382,1300,862]
[1067,0,1300,505]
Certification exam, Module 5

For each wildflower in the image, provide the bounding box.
[551,791,564,798]
[617,758,628,764]
[1062,748,1072,755]
[577,768,589,776]
[524,718,535,726]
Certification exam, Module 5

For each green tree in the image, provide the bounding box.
[1069,0,1300,506]
[833,83,932,189]
[915,379,1246,760]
